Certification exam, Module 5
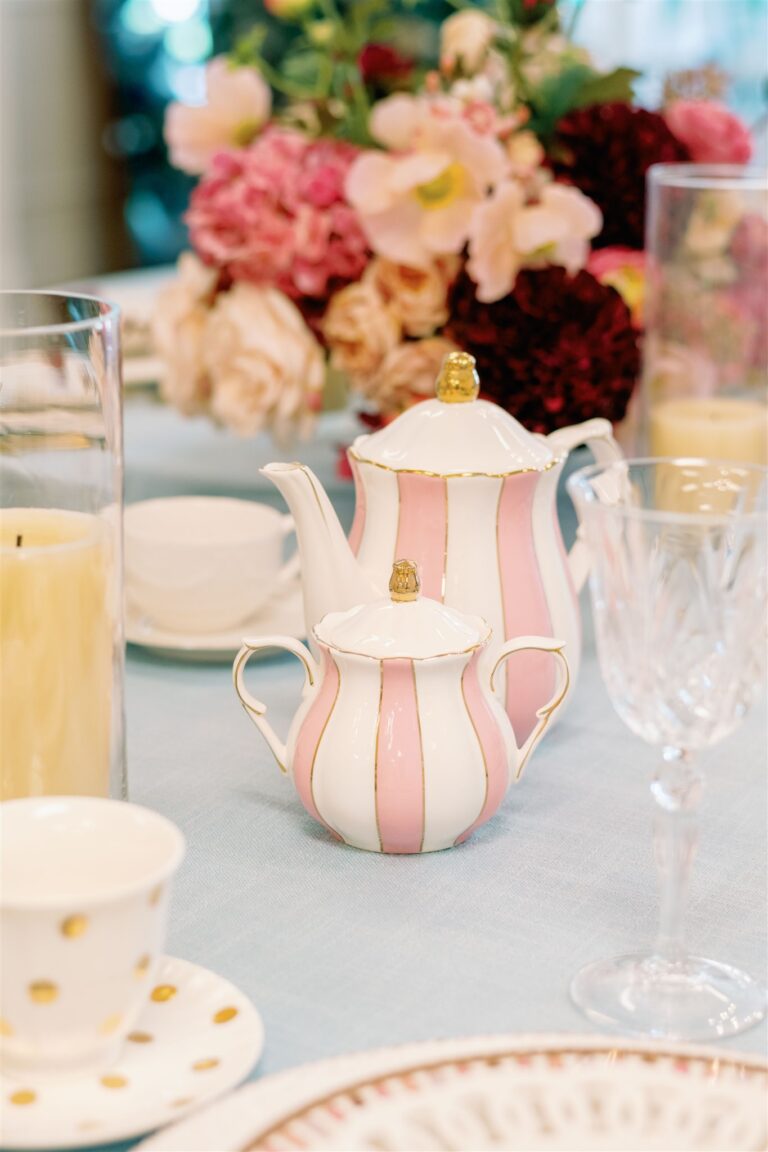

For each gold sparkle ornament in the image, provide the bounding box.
[213,1006,238,1024]
[127,1030,153,1043]
[192,1057,220,1071]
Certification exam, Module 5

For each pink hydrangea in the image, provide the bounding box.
[186,128,370,300]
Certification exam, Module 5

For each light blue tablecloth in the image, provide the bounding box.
[92,399,768,1150]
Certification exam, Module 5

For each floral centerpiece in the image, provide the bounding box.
[154,0,754,448]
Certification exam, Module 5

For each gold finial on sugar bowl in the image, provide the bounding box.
[436,351,480,404]
[389,559,420,603]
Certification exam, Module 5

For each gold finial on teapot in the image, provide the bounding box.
[436,351,480,404]
[389,559,420,603]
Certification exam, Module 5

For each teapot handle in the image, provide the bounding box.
[233,636,318,774]
[545,418,623,593]
[490,637,570,781]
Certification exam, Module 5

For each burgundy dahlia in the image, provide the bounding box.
[553,103,689,249]
[444,267,640,435]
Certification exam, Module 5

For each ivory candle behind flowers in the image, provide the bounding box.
[0,509,113,800]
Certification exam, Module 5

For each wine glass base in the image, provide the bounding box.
[571,952,767,1041]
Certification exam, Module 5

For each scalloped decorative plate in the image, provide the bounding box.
[136,1034,767,1152]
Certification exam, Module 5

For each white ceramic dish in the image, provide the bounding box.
[135,1033,767,1152]
[127,579,305,662]
[0,955,264,1150]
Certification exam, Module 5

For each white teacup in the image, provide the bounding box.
[125,496,297,634]
[0,797,185,1075]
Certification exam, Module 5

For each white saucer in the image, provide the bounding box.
[0,955,264,1150]
[127,579,305,662]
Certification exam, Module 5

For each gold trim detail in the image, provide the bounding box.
[373,660,384,853]
[316,635,490,663]
[490,645,571,780]
[460,661,489,835]
[495,479,507,706]
[309,654,342,841]
[411,661,426,854]
[349,448,561,481]
[242,1046,768,1150]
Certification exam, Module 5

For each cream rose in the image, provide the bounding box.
[366,256,459,338]
[322,281,401,380]
[153,253,217,414]
[441,9,498,75]
[359,337,459,416]
[205,283,324,443]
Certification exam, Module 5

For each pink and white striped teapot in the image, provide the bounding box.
[234,561,569,854]
[263,351,620,743]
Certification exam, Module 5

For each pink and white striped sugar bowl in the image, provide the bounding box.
[234,560,568,854]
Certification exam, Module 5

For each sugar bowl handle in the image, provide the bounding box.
[490,637,570,781]
[233,636,318,774]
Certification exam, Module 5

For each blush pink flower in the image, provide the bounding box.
[346,94,508,268]
[186,127,369,300]
[468,180,602,303]
[664,100,753,164]
[164,57,271,175]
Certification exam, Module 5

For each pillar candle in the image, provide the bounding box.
[0,509,113,800]
[649,397,767,464]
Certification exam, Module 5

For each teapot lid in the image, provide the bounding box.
[314,560,490,660]
[350,352,555,477]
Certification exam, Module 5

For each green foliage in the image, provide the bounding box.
[527,63,639,140]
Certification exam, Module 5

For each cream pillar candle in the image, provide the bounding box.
[0,509,113,800]
[649,397,767,464]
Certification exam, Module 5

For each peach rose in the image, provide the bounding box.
[366,256,459,338]
[358,337,460,416]
[205,283,324,443]
[164,57,271,175]
[322,281,401,380]
[153,253,217,414]
[664,100,753,164]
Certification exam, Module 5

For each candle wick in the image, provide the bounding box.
[16,534,22,548]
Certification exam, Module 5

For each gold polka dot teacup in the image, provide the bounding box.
[0,797,185,1075]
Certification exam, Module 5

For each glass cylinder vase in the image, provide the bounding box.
[642,164,768,463]
[0,293,125,800]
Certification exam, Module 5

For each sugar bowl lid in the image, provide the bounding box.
[313,560,490,660]
[350,351,555,477]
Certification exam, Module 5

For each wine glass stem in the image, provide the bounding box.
[651,747,702,967]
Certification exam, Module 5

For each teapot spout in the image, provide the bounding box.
[261,463,382,645]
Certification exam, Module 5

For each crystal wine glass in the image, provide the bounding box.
[568,458,767,1040]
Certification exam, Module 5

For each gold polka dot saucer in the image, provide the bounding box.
[0,956,264,1149]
